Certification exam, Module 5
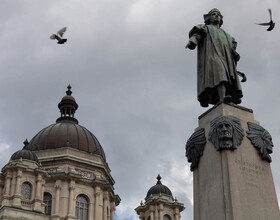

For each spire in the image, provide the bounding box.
[56,85,79,123]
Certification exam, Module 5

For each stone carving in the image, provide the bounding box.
[186,8,245,107]
[46,167,58,174]
[186,128,206,171]
[209,116,244,151]
[75,168,92,179]
[247,122,273,162]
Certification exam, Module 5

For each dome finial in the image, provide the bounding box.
[146,174,173,198]
[66,84,72,96]
[23,139,29,149]
[23,139,29,146]
[56,85,79,123]
[156,174,162,184]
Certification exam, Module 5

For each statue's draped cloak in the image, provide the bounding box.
[189,24,243,107]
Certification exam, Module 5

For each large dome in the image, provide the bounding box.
[146,174,173,198]
[24,85,106,161]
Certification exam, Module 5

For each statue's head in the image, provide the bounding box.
[204,8,223,27]
[209,116,244,151]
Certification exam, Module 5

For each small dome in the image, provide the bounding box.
[25,85,106,162]
[57,84,79,123]
[11,140,39,163]
[146,175,173,198]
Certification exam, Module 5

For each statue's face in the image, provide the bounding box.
[217,122,233,139]
[209,11,222,25]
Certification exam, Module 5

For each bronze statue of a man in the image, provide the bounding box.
[186,8,243,107]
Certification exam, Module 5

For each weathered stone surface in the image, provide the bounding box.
[193,102,280,220]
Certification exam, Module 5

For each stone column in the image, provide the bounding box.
[53,180,61,218]
[159,204,163,220]
[107,197,111,220]
[67,180,76,219]
[154,205,158,220]
[34,174,43,212]
[139,212,145,220]
[35,174,42,199]
[110,202,115,220]
[41,180,45,200]
[2,172,12,206]
[12,170,22,207]
[94,186,103,220]
[99,188,104,220]
[103,192,108,220]
[0,183,3,199]
[174,207,180,220]
[149,206,154,220]
[10,171,16,196]
[4,173,12,196]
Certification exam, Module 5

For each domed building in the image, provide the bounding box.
[135,175,184,220]
[0,85,120,220]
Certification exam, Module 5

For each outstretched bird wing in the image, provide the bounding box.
[255,22,270,26]
[50,34,57,40]
[50,34,61,41]
[57,27,67,37]
[268,8,272,21]
[255,8,275,31]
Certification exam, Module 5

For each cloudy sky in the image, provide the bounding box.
[0,0,279,219]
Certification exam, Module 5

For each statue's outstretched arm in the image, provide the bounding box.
[186,34,201,49]
[186,25,206,50]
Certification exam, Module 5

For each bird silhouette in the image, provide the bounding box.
[50,27,68,44]
[256,8,275,31]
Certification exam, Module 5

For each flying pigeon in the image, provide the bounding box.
[50,27,68,44]
[256,8,275,31]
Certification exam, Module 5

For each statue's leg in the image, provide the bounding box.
[218,83,231,102]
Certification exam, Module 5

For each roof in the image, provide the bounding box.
[24,85,106,161]
[146,174,173,198]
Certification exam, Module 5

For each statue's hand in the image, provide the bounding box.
[186,41,196,50]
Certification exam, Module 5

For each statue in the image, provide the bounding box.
[208,116,244,151]
[186,8,246,107]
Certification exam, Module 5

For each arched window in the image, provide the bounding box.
[43,192,52,215]
[75,195,89,220]
[164,215,171,220]
[21,182,32,200]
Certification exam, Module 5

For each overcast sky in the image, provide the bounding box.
[0,0,280,220]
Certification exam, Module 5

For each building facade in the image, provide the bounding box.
[135,175,184,220]
[0,85,120,220]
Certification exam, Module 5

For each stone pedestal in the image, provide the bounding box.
[193,103,280,220]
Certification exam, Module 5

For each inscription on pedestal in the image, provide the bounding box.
[234,158,268,191]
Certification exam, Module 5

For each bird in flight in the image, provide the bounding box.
[256,8,275,31]
[50,27,68,44]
